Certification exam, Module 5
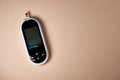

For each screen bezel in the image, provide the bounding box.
[22,19,46,53]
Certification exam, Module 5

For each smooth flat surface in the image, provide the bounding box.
[0,0,120,80]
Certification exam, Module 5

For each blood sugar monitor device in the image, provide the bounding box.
[21,12,48,65]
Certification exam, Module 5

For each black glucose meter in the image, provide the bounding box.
[21,12,48,65]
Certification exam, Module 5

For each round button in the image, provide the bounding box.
[31,57,36,62]
[35,52,39,55]
[36,57,40,60]
[42,53,45,56]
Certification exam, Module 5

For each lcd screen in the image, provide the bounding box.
[24,26,42,47]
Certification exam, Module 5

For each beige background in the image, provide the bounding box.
[0,0,120,80]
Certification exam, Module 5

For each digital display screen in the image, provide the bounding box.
[24,26,42,49]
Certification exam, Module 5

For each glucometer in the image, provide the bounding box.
[21,12,48,65]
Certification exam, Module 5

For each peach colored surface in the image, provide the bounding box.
[0,0,120,80]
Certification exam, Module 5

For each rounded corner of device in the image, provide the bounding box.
[28,53,49,66]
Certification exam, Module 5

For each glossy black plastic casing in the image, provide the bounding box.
[21,18,48,65]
